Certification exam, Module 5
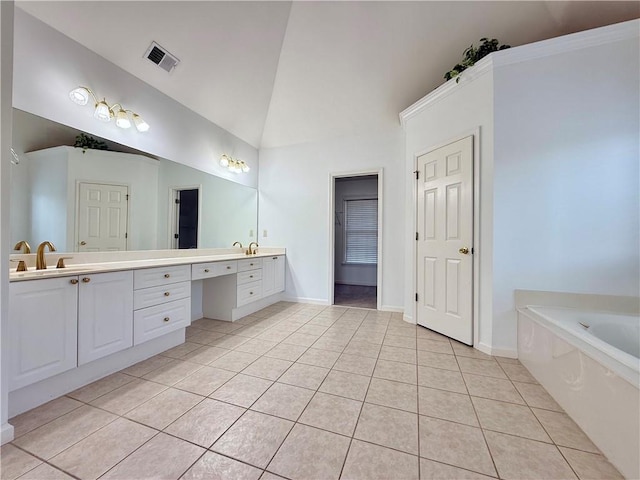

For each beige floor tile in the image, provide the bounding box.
[165,398,246,447]
[513,381,563,412]
[333,353,377,376]
[416,328,452,342]
[297,348,341,368]
[373,359,417,384]
[417,339,454,354]
[463,373,524,404]
[559,447,624,480]
[418,366,467,394]
[160,341,202,359]
[319,370,371,400]
[500,363,538,384]
[457,357,507,379]
[242,356,293,380]
[495,356,520,365]
[485,430,577,479]
[90,378,167,415]
[16,463,73,479]
[354,403,419,454]
[101,432,205,479]
[417,351,459,371]
[386,326,418,338]
[282,332,320,347]
[419,416,496,477]
[379,345,417,364]
[208,334,250,349]
[181,451,262,480]
[299,392,362,436]
[173,365,236,396]
[212,410,293,468]
[419,458,496,479]
[234,338,278,355]
[0,444,42,480]
[209,373,272,407]
[342,439,419,480]
[210,350,260,372]
[451,343,492,359]
[49,418,156,480]
[180,345,230,365]
[67,373,135,403]
[366,377,418,413]
[532,408,599,453]
[9,397,83,438]
[125,387,203,429]
[352,331,385,345]
[343,341,382,359]
[312,337,349,353]
[383,334,416,349]
[142,359,204,386]
[251,382,314,421]
[257,330,293,343]
[267,424,350,480]
[278,363,329,390]
[121,354,174,377]
[418,386,478,426]
[263,343,308,361]
[472,397,550,442]
[13,405,117,460]
[297,324,329,336]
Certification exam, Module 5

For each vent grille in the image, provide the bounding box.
[144,42,179,73]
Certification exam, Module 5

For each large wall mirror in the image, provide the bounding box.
[10,109,258,253]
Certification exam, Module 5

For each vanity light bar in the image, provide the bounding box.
[69,86,149,133]
[220,154,250,173]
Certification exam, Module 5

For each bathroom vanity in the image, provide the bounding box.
[7,248,286,416]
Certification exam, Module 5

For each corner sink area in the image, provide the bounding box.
[9,265,102,280]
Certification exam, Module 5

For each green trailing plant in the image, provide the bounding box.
[444,38,511,83]
[74,133,108,152]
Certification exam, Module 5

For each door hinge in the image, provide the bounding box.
[472,247,475,254]
[174,233,179,239]
[414,170,419,180]
[126,194,129,201]
[125,232,128,239]
[175,198,180,204]
[415,232,419,241]
[415,293,419,302]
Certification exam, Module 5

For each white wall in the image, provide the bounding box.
[12,8,258,189]
[259,129,405,310]
[491,34,640,351]
[334,176,378,286]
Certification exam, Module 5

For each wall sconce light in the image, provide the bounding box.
[69,86,149,132]
[220,154,250,173]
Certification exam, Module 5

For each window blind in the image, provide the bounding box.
[344,198,378,264]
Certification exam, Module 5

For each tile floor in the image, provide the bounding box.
[1,302,624,480]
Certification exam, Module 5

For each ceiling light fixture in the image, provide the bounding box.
[68,86,149,132]
[220,154,250,174]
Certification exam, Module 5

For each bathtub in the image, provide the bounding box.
[518,304,640,480]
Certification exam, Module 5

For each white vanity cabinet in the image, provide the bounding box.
[8,277,79,390]
[77,271,133,365]
[262,255,285,297]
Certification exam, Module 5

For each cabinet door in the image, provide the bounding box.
[274,256,286,293]
[9,277,78,390]
[78,271,133,365]
[262,257,276,297]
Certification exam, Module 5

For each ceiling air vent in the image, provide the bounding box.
[144,41,179,73]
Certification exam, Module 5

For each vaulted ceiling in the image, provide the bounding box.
[17,1,640,149]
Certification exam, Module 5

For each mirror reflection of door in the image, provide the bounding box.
[77,182,129,252]
[172,188,199,249]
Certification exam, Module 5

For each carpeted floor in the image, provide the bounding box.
[334,284,377,309]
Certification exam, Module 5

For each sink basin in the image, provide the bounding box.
[9,264,100,280]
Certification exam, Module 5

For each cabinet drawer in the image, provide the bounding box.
[238,258,263,272]
[133,298,191,345]
[133,281,191,310]
[237,269,262,285]
[237,280,262,307]
[134,265,190,289]
[191,260,237,280]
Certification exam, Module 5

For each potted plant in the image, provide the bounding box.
[74,133,108,153]
[444,38,511,83]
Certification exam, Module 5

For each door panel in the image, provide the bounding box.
[416,136,473,345]
[77,182,128,252]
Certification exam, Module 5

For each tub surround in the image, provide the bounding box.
[516,289,640,479]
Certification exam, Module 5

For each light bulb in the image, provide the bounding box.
[241,163,250,173]
[94,100,111,122]
[69,87,90,105]
[133,114,149,132]
[115,109,131,129]
[219,155,230,167]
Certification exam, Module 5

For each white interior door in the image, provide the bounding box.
[416,136,473,345]
[77,182,128,252]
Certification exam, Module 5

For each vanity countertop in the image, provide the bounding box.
[9,249,285,282]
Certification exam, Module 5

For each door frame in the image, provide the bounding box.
[328,168,383,310]
[412,129,481,346]
[168,185,202,249]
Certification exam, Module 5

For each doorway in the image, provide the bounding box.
[76,182,129,252]
[170,187,200,249]
[331,173,381,309]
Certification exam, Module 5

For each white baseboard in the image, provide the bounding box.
[476,341,518,359]
[1,423,14,445]
[191,310,203,322]
[282,296,330,306]
[403,314,415,325]
[380,305,403,313]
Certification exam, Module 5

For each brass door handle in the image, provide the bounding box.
[80,241,87,246]
[82,277,91,283]
[459,247,470,255]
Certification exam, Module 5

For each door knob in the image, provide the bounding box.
[80,241,87,246]
[459,247,470,255]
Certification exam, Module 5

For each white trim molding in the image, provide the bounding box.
[476,341,518,359]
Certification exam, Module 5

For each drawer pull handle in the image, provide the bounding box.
[82,277,91,283]
[204,269,210,273]
[249,291,254,295]
[70,279,79,285]
[164,273,171,278]
[164,317,170,322]
[164,292,170,296]
[250,263,254,266]
[226,266,231,270]
[249,275,253,278]
[273,257,277,260]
